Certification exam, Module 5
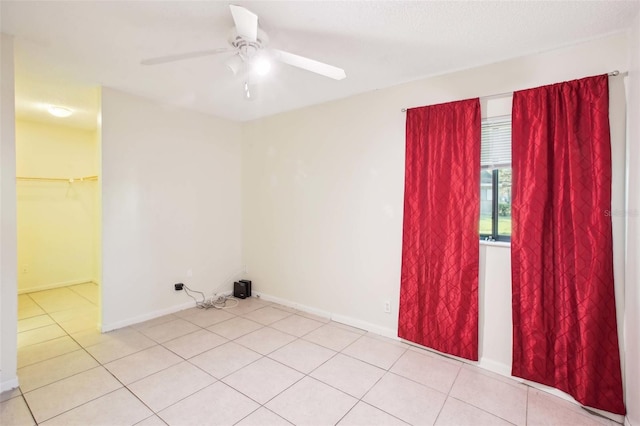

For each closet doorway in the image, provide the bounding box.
[15,84,101,361]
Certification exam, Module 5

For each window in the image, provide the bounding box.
[480,116,511,242]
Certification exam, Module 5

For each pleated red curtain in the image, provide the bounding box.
[398,98,480,361]
[511,75,625,414]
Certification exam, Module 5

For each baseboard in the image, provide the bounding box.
[255,291,397,338]
[18,278,94,294]
[101,300,197,332]
[255,292,331,319]
[477,357,512,378]
[0,377,19,393]
[331,313,397,339]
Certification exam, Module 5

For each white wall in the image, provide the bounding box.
[242,33,629,382]
[16,120,99,292]
[100,88,242,330]
[625,12,640,426]
[0,33,18,391]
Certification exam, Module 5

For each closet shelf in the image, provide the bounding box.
[16,175,99,183]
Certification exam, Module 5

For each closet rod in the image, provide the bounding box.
[400,70,626,112]
[16,175,99,183]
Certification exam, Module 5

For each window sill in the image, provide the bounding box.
[479,240,511,248]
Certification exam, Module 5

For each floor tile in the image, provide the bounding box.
[18,295,45,320]
[235,327,297,355]
[163,329,228,359]
[189,342,262,379]
[268,339,337,374]
[128,361,215,412]
[18,349,99,392]
[342,335,407,370]
[236,407,293,426]
[71,326,141,348]
[105,345,182,384]
[177,307,236,328]
[135,415,167,426]
[527,388,611,426]
[223,357,303,404]
[158,382,259,426]
[0,396,35,426]
[311,353,385,398]
[0,388,21,403]
[303,324,362,351]
[17,324,67,348]
[40,388,152,426]
[449,365,527,425]
[132,314,178,330]
[58,314,99,335]
[28,288,94,313]
[13,284,614,426]
[338,401,409,426]
[329,321,367,334]
[270,314,325,337]
[48,305,98,324]
[266,377,357,426]
[85,329,156,363]
[274,303,302,313]
[17,335,80,368]
[390,349,461,393]
[227,298,271,315]
[23,367,121,424]
[436,396,513,425]
[363,373,446,426]
[207,317,264,340]
[68,282,100,305]
[242,306,293,325]
[18,305,47,320]
[138,318,200,343]
[17,315,55,333]
[296,311,331,323]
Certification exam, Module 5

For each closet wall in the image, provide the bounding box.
[16,119,99,293]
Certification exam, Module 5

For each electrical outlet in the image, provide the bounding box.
[384,301,391,313]
[174,283,184,291]
[187,269,193,277]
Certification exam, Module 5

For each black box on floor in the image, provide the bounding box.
[234,280,251,299]
[239,279,251,297]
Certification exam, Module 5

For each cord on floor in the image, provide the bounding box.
[183,285,239,310]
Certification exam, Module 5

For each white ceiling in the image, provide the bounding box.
[2,1,639,127]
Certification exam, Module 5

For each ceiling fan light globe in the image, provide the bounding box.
[253,57,271,76]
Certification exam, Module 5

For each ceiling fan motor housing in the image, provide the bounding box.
[228,28,269,60]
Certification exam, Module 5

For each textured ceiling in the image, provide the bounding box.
[2,1,639,127]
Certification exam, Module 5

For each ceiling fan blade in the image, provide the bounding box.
[272,49,346,80]
[229,5,258,42]
[141,48,232,65]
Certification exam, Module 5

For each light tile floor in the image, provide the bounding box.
[1,288,621,426]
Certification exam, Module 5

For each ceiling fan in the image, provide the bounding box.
[141,5,346,100]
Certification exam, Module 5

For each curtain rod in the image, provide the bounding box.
[16,175,99,183]
[400,70,625,112]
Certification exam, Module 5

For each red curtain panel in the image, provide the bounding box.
[511,75,625,414]
[398,98,480,361]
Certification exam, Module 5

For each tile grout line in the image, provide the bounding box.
[66,282,99,306]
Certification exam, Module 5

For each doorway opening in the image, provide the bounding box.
[15,83,101,365]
